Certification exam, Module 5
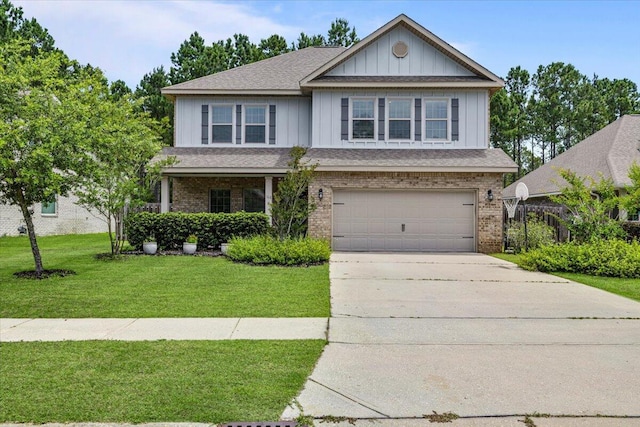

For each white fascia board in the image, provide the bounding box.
[315,166,519,173]
[162,167,290,175]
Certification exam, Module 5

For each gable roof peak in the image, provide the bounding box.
[300,13,504,91]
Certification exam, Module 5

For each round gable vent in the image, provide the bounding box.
[392,41,408,58]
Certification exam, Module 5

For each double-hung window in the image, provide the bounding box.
[41,196,57,216]
[351,99,376,140]
[243,188,265,213]
[424,99,449,140]
[244,105,267,143]
[387,98,412,140]
[211,105,233,143]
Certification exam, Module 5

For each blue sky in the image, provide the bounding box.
[14,0,640,89]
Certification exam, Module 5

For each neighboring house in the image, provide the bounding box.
[0,194,106,237]
[503,115,640,220]
[158,14,517,253]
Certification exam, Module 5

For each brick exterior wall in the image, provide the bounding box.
[308,171,504,253]
[172,177,277,213]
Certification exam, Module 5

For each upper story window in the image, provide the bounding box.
[424,99,449,140]
[212,105,233,143]
[244,105,267,143]
[387,98,412,140]
[350,98,376,140]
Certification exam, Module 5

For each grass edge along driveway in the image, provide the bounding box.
[0,234,329,318]
[491,253,640,302]
[0,340,325,423]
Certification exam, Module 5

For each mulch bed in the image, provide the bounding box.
[121,250,223,257]
[13,269,77,279]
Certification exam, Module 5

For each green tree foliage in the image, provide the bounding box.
[74,90,172,256]
[134,66,173,146]
[108,79,131,100]
[259,34,290,58]
[1,0,54,54]
[295,32,326,49]
[327,18,359,47]
[620,163,640,220]
[271,147,317,239]
[550,169,625,242]
[0,40,100,275]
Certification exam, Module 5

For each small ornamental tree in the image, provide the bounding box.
[0,39,98,276]
[270,146,317,239]
[74,94,174,256]
[550,168,625,242]
[620,163,640,221]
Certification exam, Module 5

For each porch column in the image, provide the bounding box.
[160,176,170,213]
[265,176,273,224]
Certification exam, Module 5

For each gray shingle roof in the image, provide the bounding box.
[503,115,640,198]
[159,147,517,173]
[161,47,345,95]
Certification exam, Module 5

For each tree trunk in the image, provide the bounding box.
[16,190,44,276]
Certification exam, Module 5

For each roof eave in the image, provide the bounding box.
[161,89,304,97]
[301,81,502,90]
[314,165,518,173]
[162,167,290,175]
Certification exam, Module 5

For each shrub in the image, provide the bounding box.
[518,239,640,278]
[506,214,555,253]
[125,212,270,250]
[226,235,331,266]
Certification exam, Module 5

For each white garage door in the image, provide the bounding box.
[333,190,476,252]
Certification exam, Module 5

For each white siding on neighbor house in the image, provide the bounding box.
[174,96,312,147]
[326,26,476,77]
[0,194,107,237]
[311,90,489,149]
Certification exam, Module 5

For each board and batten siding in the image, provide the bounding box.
[311,90,489,149]
[174,97,312,147]
[326,26,475,77]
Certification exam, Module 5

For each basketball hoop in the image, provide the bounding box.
[503,198,519,219]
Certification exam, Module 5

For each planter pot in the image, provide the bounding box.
[183,242,197,255]
[143,242,157,255]
[220,243,232,255]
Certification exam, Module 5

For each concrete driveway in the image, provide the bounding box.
[283,253,640,425]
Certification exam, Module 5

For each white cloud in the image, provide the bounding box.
[13,0,302,87]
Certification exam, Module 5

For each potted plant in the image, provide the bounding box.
[143,235,157,255]
[220,242,231,255]
[183,234,198,255]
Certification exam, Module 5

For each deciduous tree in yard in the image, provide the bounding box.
[0,40,97,276]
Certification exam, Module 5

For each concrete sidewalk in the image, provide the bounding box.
[0,317,328,341]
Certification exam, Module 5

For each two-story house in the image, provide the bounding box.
[158,14,517,253]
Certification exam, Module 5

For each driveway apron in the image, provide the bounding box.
[283,253,640,422]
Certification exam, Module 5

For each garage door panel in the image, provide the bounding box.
[332,190,476,252]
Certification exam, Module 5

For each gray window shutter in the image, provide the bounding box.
[414,98,422,141]
[341,98,348,140]
[451,98,459,141]
[378,98,385,141]
[236,105,242,144]
[269,105,276,145]
[201,105,208,145]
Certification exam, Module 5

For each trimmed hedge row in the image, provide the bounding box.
[227,235,331,266]
[622,221,640,242]
[125,212,270,250]
[518,239,640,278]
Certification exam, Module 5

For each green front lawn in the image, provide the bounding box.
[0,340,324,423]
[491,253,640,302]
[0,234,329,318]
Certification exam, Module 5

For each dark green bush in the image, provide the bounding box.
[125,212,270,250]
[622,222,640,242]
[506,214,556,253]
[226,235,331,266]
[519,239,640,278]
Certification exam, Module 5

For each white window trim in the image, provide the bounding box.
[242,104,269,144]
[349,97,377,142]
[41,196,58,217]
[210,104,235,145]
[385,97,414,142]
[423,98,452,143]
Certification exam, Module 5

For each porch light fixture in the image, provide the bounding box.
[318,188,324,201]
[487,189,494,202]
